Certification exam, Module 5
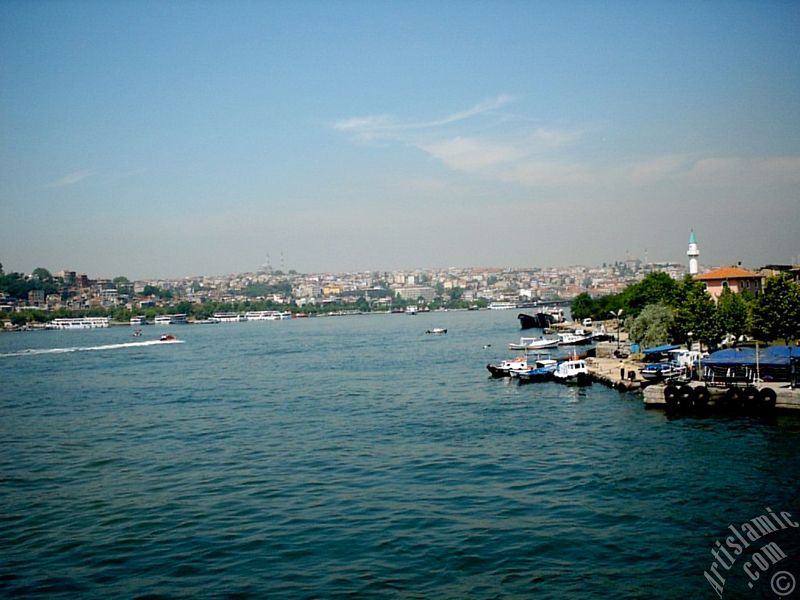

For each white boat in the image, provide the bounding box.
[213,312,245,323]
[488,302,518,310]
[48,317,110,330]
[487,355,529,377]
[406,306,418,315]
[154,314,188,326]
[426,328,447,335]
[245,310,292,320]
[508,336,559,350]
[130,316,148,326]
[553,358,591,385]
[557,330,593,346]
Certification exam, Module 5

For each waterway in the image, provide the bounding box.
[1,310,798,598]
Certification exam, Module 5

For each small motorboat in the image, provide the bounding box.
[487,356,529,378]
[515,358,559,383]
[132,329,142,337]
[160,334,177,342]
[553,358,591,385]
[426,328,447,335]
[508,336,559,350]
[640,362,685,382]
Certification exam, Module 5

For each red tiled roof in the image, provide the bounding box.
[695,266,760,280]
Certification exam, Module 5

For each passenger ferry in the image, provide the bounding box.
[130,315,148,326]
[154,314,188,326]
[488,302,518,310]
[245,311,292,320]
[49,317,110,330]
[213,312,245,323]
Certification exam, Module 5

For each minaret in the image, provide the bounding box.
[687,229,699,275]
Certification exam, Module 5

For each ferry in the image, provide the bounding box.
[245,311,292,320]
[213,312,245,323]
[48,317,110,330]
[130,316,148,326]
[488,302,518,310]
[154,314,188,326]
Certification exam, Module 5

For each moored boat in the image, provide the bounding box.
[557,330,593,346]
[515,357,559,383]
[553,358,591,385]
[508,336,559,350]
[487,356,529,378]
[518,312,555,330]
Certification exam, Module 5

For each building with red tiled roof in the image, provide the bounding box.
[694,266,761,301]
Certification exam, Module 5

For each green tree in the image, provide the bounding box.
[626,303,674,349]
[672,277,720,349]
[716,287,750,345]
[570,292,595,321]
[751,273,800,343]
[620,271,678,316]
[113,276,131,292]
[32,267,53,281]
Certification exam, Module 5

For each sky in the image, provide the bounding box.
[1,1,799,279]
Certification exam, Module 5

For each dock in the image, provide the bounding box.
[586,356,643,392]
[586,355,800,412]
[643,381,800,412]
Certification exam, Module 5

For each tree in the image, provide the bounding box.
[626,303,674,349]
[32,267,53,281]
[570,292,595,321]
[113,276,131,292]
[716,287,750,345]
[751,273,800,343]
[671,277,720,349]
[620,271,678,316]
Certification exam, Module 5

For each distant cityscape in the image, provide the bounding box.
[0,257,701,318]
[3,228,798,324]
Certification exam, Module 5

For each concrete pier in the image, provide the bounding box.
[643,381,800,412]
[586,356,643,392]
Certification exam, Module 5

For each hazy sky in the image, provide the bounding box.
[2,1,799,279]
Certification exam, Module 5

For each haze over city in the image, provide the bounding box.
[2,1,799,279]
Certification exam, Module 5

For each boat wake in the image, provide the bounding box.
[0,339,183,358]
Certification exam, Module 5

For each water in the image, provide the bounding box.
[1,311,799,599]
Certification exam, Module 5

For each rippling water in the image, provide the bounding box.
[2,311,799,599]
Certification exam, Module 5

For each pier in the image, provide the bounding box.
[643,381,800,412]
[586,355,800,411]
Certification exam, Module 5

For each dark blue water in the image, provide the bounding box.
[2,311,799,599]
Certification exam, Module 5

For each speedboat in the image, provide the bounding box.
[160,334,177,342]
[132,329,142,337]
[508,336,559,350]
[553,358,591,385]
[426,328,447,334]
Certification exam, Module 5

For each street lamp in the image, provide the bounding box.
[609,309,624,352]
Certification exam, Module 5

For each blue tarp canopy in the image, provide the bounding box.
[703,346,800,367]
[642,344,680,356]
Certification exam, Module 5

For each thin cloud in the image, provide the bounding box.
[45,170,92,188]
[333,95,515,138]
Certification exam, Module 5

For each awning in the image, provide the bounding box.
[642,344,680,355]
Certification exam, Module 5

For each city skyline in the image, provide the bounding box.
[2,2,799,279]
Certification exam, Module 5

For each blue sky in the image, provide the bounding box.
[1,1,798,278]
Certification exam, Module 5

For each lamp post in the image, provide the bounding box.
[609,309,624,352]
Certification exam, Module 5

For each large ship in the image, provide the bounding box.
[48,317,110,330]
[245,311,292,320]
[154,314,188,325]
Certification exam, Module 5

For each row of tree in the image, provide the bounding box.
[571,272,800,349]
